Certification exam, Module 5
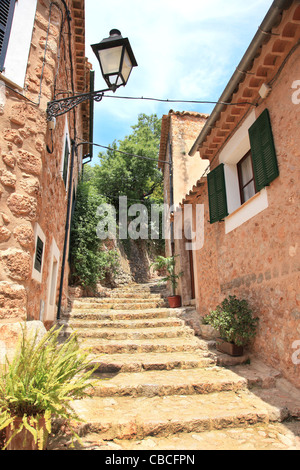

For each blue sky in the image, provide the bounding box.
[85,0,274,158]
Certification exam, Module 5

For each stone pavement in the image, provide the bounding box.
[49,281,300,450]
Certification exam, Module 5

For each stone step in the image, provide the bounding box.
[62,308,179,321]
[71,390,285,441]
[61,325,195,341]
[105,293,163,300]
[71,300,166,310]
[59,317,185,330]
[80,336,208,355]
[96,423,300,450]
[92,367,248,398]
[110,282,165,292]
[88,351,216,373]
[73,297,164,310]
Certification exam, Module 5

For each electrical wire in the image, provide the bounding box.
[76,138,170,165]
[101,94,257,107]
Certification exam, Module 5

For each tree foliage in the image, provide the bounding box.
[70,181,118,289]
[92,114,163,209]
[70,114,164,289]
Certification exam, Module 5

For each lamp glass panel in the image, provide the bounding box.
[98,46,123,74]
[121,49,132,84]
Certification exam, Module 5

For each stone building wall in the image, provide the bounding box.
[0,0,91,337]
[174,5,300,388]
[159,111,209,301]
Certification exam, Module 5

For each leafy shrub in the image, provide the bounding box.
[203,296,259,347]
[151,255,183,296]
[0,325,96,449]
[70,181,119,289]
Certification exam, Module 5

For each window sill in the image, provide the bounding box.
[0,73,23,92]
[225,188,268,234]
[226,191,261,220]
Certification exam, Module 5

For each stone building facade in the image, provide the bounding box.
[159,0,300,388]
[158,111,208,302]
[0,0,93,354]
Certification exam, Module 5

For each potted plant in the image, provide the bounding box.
[151,255,183,308]
[203,296,259,356]
[0,324,96,450]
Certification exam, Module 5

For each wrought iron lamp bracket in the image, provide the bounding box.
[46,87,113,121]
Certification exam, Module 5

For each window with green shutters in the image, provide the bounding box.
[248,109,279,191]
[207,109,279,225]
[207,163,228,224]
[0,0,16,72]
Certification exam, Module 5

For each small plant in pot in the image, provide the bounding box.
[0,324,96,450]
[203,296,259,356]
[151,255,183,308]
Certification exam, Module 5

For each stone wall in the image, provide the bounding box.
[0,0,90,359]
[181,46,300,388]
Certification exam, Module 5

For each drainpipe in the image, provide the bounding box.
[189,0,293,156]
[57,139,76,320]
[57,140,86,320]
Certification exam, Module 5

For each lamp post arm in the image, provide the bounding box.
[46,87,112,120]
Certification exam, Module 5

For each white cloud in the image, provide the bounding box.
[85,0,274,147]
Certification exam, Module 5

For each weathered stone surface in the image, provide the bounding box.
[92,368,247,398]
[108,423,300,451]
[0,281,27,320]
[13,224,34,249]
[9,103,26,127]
[70,390,284,440]
[3,129,23,146]
[52,281,300,450]
[7,193,37,220]
[2,153,16,169]
[16,150,42,176]
[0,321,47,364]
[0,248,31,281]
[0,226,11,242]
[1,213,10,225]
[0,169,16,188]
[20,175,41,196]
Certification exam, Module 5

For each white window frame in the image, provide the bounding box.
[32,223,46,283]
[1,0,38,89]
[219,110,269,234]
[44,238,60,324]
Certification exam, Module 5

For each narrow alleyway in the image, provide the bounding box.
[49,281,300,450]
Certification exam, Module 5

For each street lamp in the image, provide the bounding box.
[91,29,138,91]
[53,29,137,320]
[46,29,137,121]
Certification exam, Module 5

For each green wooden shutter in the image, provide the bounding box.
[0,0,16,72]
[207,163,228,224]
[248,109,279,191]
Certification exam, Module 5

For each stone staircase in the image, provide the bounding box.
[50,281,300,450]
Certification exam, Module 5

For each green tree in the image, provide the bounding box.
[93,114,163,209]
[70,181,118,289]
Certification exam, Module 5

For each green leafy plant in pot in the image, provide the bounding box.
[203,296,259,356]
[0,324,97,450]
[151,255,183,308]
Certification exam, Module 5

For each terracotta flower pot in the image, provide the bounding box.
[168,295,182,308]
[5,417,48,450]
[216,338,244,357]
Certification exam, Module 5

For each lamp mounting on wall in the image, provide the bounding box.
[46,29,137,121]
